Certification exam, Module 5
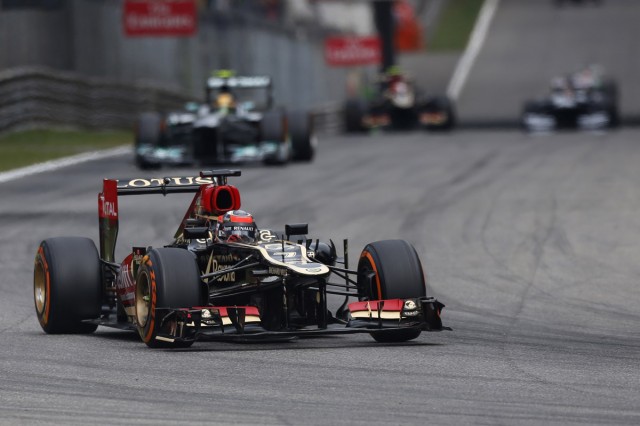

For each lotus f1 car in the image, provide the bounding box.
[522,65,619,132]
[134,74,315,169]
[344,71,455,132]
[33,170,447,348]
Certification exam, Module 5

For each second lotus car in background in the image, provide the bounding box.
[344,69,456,133]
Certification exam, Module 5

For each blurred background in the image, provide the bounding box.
[0,0,471,136]
[2,0,640,139]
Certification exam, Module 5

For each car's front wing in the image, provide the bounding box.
[151,297,448,344]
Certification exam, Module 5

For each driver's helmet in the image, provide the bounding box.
[214,86,236,112]
[217,210,257,243]
[551,76,569,91]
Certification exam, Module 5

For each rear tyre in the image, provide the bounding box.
[357,240,426,343]
[289,111,316,162]
[135,248,204,348]
[33,237,102,334]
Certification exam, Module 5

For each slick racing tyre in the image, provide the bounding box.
[261,109,290,165]
[34,237,102,334]
[289,111,316,162]
[357,239,426,343]
[135,248,204,348]
[344,98,367,133]
[421,96,456,131]
[135,112,162,170]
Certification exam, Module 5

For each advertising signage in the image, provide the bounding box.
[124,0,197,37]
[324,36,381,67]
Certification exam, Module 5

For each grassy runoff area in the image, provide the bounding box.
[0,129,132,172]
[428,0,486,52]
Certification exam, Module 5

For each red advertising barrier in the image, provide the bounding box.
[324,36,381,67]
[124,0,197,37]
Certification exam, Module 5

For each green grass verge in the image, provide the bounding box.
[428,0,486,52]
[0,129,132,172]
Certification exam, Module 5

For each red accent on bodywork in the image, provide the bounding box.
[348,299,404,313]
[227,213,253,223]
[116,253,136,307]
[99,179,119,219]
[201,185,241,215]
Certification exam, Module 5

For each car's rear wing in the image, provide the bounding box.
[206,76,271,89]
[98,170,241,262]
[206,76,273,109]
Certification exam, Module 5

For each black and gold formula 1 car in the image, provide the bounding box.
[344,71,456,133]
[33,170,447,348]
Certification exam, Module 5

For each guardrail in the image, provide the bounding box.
[0,67,191,135]
[0,67,344,136]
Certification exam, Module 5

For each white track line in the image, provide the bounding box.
[0,145,131,184]
[446,0,500,101]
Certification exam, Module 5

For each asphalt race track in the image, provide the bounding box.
[1,128,639,425]
[458,1,640,125]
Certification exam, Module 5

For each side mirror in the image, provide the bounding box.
[183,227,210,240]
[285,223,308,239]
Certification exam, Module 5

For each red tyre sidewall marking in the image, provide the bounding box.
[361,251,382,299]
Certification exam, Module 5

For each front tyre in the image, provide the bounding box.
[135,248,204,348]
[289,111,316,162]
[421,96,456,131]
[134,112,163,170]
[357,239,426,342]
[261,109,290,165]
[33,237,102,334]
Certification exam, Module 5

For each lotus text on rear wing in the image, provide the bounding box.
[118,176,214,189]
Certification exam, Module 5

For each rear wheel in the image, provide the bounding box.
[357,239,426,342]
[33,237,102,334]
[135,248,204,348]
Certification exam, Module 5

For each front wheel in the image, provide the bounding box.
[289,111,316,162]
[33,237,102,334]
[261,109,290,165]
[357,239,426,342]
[135,248,204,348]
[420,96,456,131]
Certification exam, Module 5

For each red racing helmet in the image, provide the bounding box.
[217,210,257,243]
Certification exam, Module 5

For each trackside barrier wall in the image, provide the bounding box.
[0,67,344,136]
[0,67,191,134]
[0,1,353,135]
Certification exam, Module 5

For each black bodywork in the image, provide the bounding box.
[522,68,619,132]
[344,76,456,132]
[134,76,315,169]
[33,169,447,347]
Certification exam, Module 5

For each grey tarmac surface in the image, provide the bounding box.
[458,0,640,124]
[1,128,640,425]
